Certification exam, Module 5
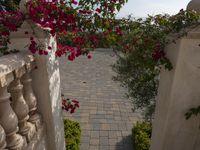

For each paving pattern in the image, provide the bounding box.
[59,49,141,150]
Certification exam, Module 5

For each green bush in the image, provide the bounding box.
[132,121,152,150]
[0,0,20,11]
[64,119,81,150]
[113,10,199,120]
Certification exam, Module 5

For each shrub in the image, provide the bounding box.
[0,0,20,11]
[112,10,200,120]
[64,119,81,150]
[132,121,152,150]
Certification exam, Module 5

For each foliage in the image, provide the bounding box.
[185,106,200,120]
[64,119,81,150]
[0,0,20,11]
[0,11,24,55]
[0,0,127,57]
[112,10,200,119]
[132,121,152,150]
[62,94,80,114]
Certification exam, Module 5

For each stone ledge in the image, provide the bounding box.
[0,52,34,79]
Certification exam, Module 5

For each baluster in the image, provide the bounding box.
[0,124,7,149]
[8,67,36,143]
[21,63,42,130]
[0,73,26,149]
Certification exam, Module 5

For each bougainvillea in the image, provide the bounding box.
[112,10,200,120]
[0,0,127,59]
[0,11,24,54]
[62,95,80,114]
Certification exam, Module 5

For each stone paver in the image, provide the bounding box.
[60,49,141,150]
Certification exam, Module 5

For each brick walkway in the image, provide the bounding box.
[60,49,141,150]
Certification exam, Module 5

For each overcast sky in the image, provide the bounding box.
[117,0,191,18]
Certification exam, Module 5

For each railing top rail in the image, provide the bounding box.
[0,52,34,79]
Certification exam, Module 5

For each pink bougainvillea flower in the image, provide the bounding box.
[87,54,92,59]
[72,100,79,103]
[39,50,44,55]
[71,0,78,5]
[152,50,165,62]
[116,27,123,36]
[44,50,48,55]
[62,95,80,114]
[95,8,101,13]
[48,46,52,50]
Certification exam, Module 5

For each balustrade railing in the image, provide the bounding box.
[21,63,42,130]
[0,52,44,150]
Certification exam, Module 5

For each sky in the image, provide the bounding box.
[117,0,191,18]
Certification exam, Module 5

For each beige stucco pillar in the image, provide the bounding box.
[31,34,65,150]
[8,0,66,150]
[150,1,200,150]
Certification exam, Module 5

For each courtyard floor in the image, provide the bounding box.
[60,49,141,150]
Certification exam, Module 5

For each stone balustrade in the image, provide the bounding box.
[0,52,45,150]
[0,1,67,149]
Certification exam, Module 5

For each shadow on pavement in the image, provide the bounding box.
[116,134,134,150]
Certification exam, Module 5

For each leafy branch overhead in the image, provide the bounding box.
[0,0,128,58]
[112,10,200,119]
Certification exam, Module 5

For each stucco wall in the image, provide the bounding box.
[150,29,200,150]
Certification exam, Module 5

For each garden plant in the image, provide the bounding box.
[112,10,200,120]
[0,0,127,58]
[64,119,81,150]
[132,121,152,150]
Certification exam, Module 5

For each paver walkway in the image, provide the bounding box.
[60,49,141,150]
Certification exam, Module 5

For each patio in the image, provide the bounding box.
[60,49,141,150]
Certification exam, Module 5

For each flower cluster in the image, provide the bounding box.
[78,0,127,18]
[152,43,166,62]
[26,0,102,59]
[0,11,24,54]
[56,44,80,59]
[0,0,127,58]
[116,27,123,36]
[27,0,77,36]
[62,95,80,114]
[28,37,50,55]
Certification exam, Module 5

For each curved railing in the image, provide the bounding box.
[0,52,45,150]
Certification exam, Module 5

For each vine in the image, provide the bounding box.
[112,10,200,119]
[0,11,24,55]
[185,106,200,120]
[0,0,127,59]
[62,94,80,114]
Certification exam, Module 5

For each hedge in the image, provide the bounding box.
[132,121,152,150]
[64,119,81,150]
